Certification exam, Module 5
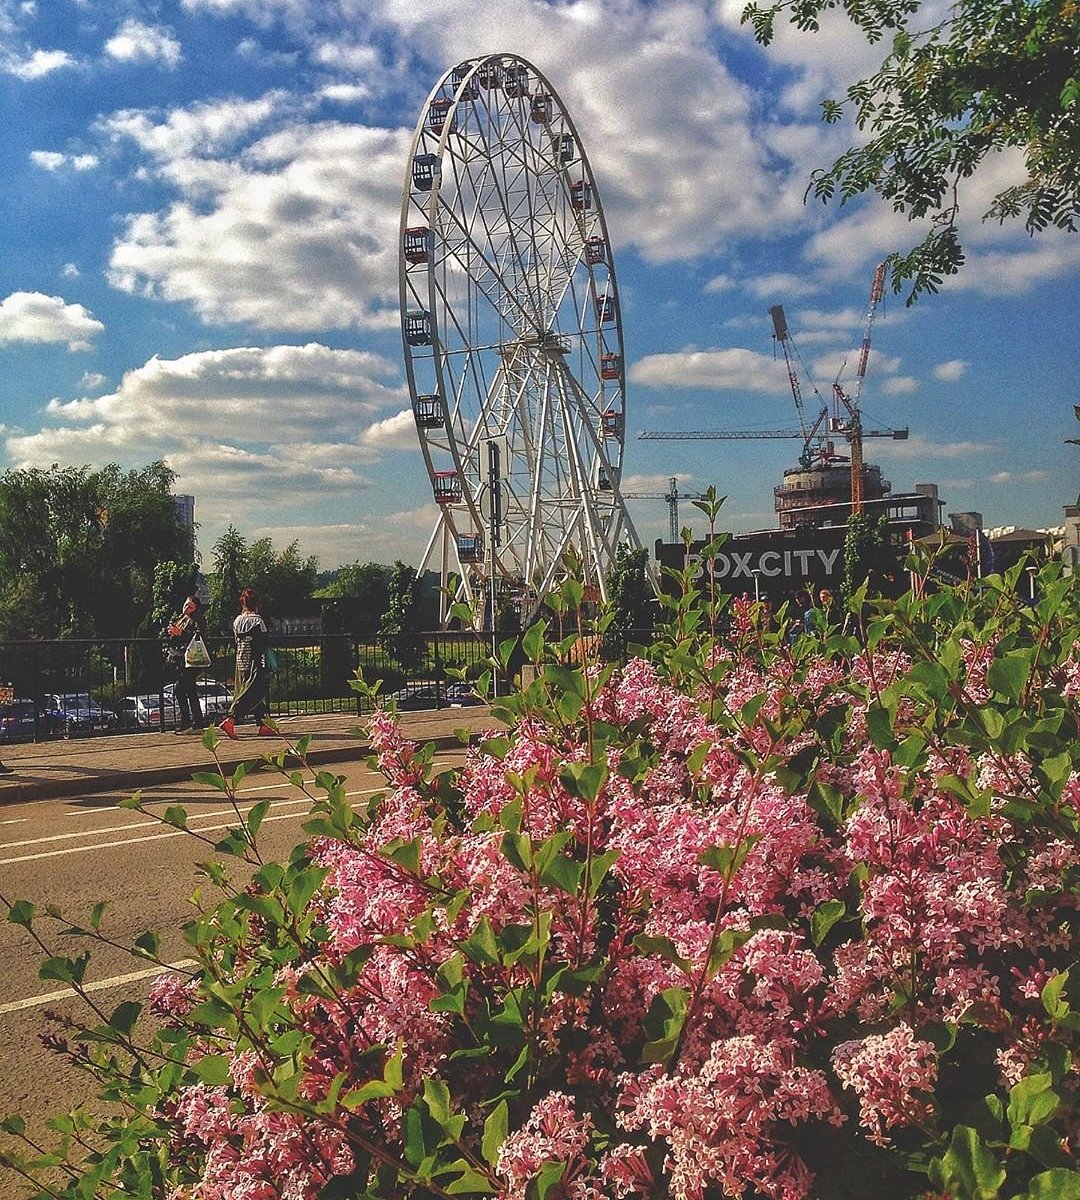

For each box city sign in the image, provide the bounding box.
[682,546,843,586]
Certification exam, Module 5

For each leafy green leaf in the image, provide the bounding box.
[810,899,846,946]
[482,1100,508,1167]
[1026,1170,1080,1199]
[641,986,688,1065]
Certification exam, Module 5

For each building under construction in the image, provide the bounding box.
[643,263,942,598]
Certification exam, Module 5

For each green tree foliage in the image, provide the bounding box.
[315,562,394,637]
[0,462,187,638]
[150,560,200,634]
[244,538,318,618]
[603,542,654,657]
[742,0,1080,302]
[207,526,247,636]
[207,528,319,633]
[842,511,900,602]
[378,560,422,668]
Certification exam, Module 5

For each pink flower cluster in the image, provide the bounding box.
[832,1024,938,1145]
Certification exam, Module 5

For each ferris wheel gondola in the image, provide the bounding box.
[399,53,645,626]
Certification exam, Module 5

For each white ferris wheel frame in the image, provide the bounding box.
[399,53,646,626]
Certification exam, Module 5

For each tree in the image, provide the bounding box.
[206,529,319,633]
[742,0,1080,301]
[315,562,393,636]
[243,537,319,618]
[603,542,654,658]
[378,561,422,669]
[207,526,247,636]
[842,511,900,602]
[151,560,200,633]
[0,461,188,638]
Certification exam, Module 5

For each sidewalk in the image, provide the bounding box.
[0,706,497,806]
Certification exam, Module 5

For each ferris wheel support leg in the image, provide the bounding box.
[523,368,554,588]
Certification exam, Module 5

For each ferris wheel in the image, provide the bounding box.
[399,53,645,626]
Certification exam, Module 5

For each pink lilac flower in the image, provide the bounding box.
[832,1024,938,1145]
[148,970,199,1020]
[497,1091,594,1198]
[600,1144,656,1197]
[618,1038,843,1200]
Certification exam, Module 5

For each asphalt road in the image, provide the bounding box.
[0,748,467,1199]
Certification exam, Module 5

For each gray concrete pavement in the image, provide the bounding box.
[0,706,497,806]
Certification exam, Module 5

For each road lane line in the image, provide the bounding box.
[1,797,315,849]
[10,772,443,849]
[0,817,28,826]
[0,796,379,863]
[63,758,459,814]
[0,960,198,1015]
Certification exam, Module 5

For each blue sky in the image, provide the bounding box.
[0,0,1076,569]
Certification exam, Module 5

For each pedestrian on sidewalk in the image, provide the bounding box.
[218,588,273,739]
[165,595,210,732]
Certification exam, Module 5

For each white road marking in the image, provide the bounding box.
[0,809,318,864]
[0,960,198,1015]
[0,817,28,826]
[0,797,314,850]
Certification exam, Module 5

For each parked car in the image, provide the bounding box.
[445,682,483,707]
[382,682,447,711]
[0,698,64,741]
[163,680,233,720]
[44,693,120,737]
[115,693,181,732]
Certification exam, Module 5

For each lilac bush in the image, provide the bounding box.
[2,552,1078,1200]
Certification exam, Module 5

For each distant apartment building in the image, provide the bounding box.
[175,494,196,555]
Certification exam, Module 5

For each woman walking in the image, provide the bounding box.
[218,588,273,739]
[165,595,210,732]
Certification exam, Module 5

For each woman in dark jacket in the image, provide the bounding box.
[165,595,209,732]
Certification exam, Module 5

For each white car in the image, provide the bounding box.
[117,693,181,731]
[164,680,233,720]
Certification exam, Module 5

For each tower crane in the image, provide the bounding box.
[620,477,704,543]
[831,260,888,514]
[638,265,907,501]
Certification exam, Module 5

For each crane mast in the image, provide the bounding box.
[835,260,887,515]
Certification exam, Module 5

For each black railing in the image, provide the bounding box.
[0,630,494,742]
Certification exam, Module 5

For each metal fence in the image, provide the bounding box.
[0,630,494,742]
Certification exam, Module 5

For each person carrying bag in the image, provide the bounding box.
[165,595,210,732]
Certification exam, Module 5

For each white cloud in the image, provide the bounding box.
[4,47,74,79]
[103,102,409,331]
[30,150,64,170]
[989,469,1050,484]
[80,371,106,390]
[745,272,820,301]
[933,359,970,382]
[0,291,103,350]
[42,343,405,443]
[630,347,788,392]
[873,433,996,461]
[808,348,901,387]
[318,82,369,104]
[7,342,412,562]
[361,409,418,449]
[62,263,80,278]
[30,149,98,171]
[105,19,182,68]
[882,376,918,396]
[946,237,1080,297]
